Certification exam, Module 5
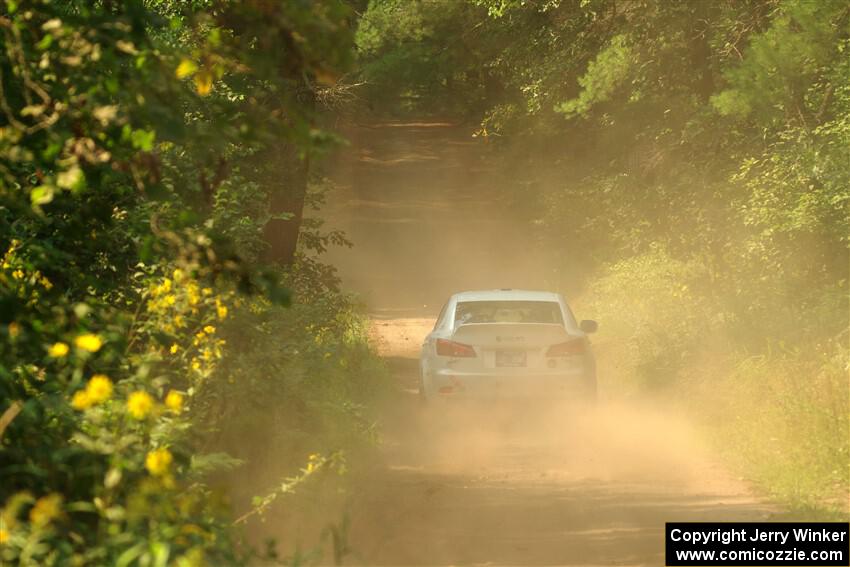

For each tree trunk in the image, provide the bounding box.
[262,142,309,266]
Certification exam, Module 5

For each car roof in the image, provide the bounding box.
[451,289,562,302]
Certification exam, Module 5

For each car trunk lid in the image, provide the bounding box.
[451,323,573,370]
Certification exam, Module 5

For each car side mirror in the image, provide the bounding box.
[579,319,598,334]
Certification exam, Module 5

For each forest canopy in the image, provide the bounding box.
[1,0,848,565]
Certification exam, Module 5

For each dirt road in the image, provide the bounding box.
[322,122,772,566]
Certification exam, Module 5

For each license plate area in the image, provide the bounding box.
[495,349,526,367]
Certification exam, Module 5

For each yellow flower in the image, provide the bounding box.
[11,269,23,280]
[29,494,62,527]
[40,276,53,290]
[172,268,184,282]
[216,300,228,320]
[71,390,92,410]
[127,391,154,419]
[0,527,8,544]
[170,343,179,354]
[8,322,20,339]
[48,342,69,357]
[201,287,213,297]
[187,283,200,306]
[194,70,213,96]
[203,325,215,334]
[191,359,201,370]
[75,333,103,353]
[85,375,113,404]
[165,391,183,413]
[145,448,173,476]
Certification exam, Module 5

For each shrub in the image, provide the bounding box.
[577,246,714,394]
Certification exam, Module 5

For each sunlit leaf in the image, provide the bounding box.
[130,129,155,151]
[41,18,61,31]
[92,105,118,126]
[175,58,197,79]
[30,184,55,206]
[57,166,84,191]
[115,40,138,55]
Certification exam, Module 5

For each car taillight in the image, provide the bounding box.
[546,338,586,357]
[436,338,476,357]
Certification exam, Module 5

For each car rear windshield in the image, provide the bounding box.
[454,301,564,325]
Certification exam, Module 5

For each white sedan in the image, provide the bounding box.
[419,289,597,402]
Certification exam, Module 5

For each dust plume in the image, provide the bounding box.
[294,121,776,565]
[338,318,771,566]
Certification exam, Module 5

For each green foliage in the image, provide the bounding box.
[203,285,386,472]
[556,35,632,118]
[355,0,492,113]
[711,1,847,122]
[578,247,713,393]
[355,0,432,56]
[0,0,382,564]
[687,342,849,516]
[359,0,849,515]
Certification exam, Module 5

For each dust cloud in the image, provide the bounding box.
[322,121,555,317]
[344,319,771,566]
[309,122,773,565]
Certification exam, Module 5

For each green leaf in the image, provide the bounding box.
[30,184,55,206]
[130,129,156,151]
[116,543,146,567]
[57,166,85,191]
[35,34,53,50]
[151,542,170,567]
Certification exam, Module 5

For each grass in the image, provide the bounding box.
[682,345,849,519]
[575,249,849,519]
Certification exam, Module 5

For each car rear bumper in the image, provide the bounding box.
[424,368,595,400]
